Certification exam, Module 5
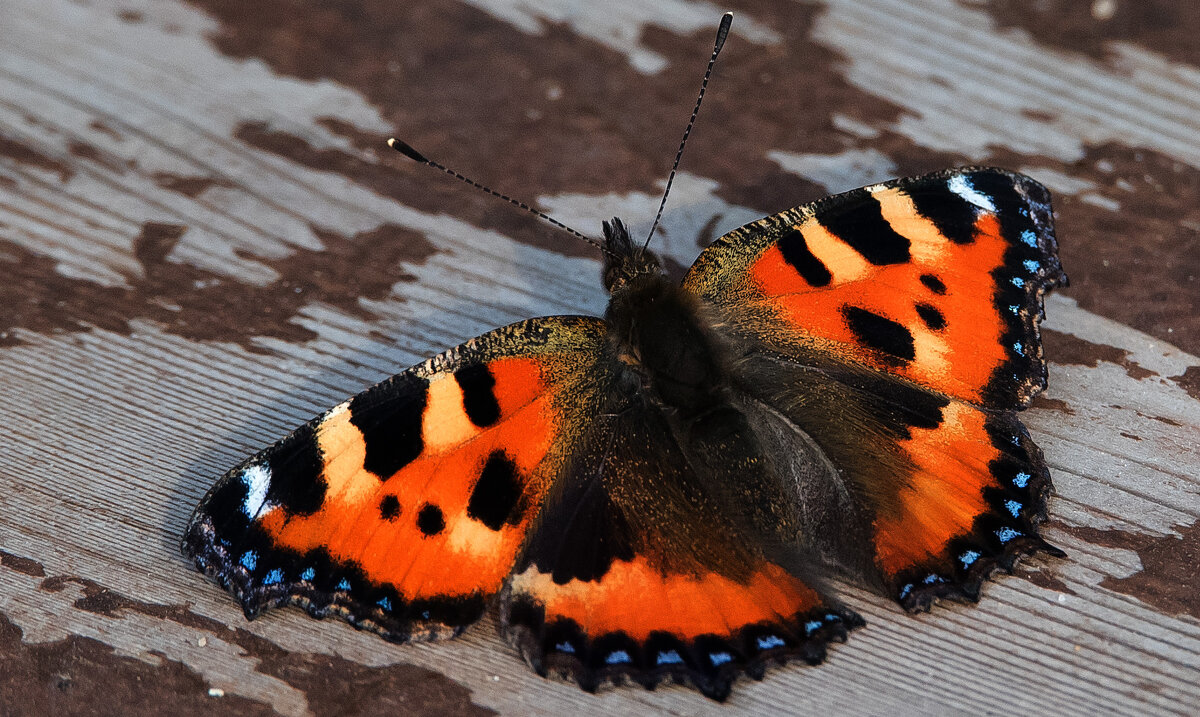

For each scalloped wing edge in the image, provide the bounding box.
[499,590,865,701]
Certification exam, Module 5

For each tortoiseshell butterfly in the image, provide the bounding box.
[184,13,1065,700]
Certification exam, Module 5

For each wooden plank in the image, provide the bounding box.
[2,0,1197,714]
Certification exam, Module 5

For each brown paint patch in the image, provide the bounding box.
[183,0,943,254]
[152,171,234,198]
[0,611,276,716]
[1140,413,1181,427]
[67,139,128,175]
[1020,565,1076,596]
[37,574,494,716]
[1057,523,1147,552]
[1042,328,1156,380]
[0,219,437,351]
[0,550,46,578]
[0,135,73,182]
[1057,144,1200,354]
[1062,522,1200,621]
[1030,395,1075,415]
[974,0,1200,68]
[1169,365,1200,401]
[117,9,145,24]
[1020,108,1058,123]
[88,120,123,141]
[248,637,498,717]
[1118,432,1142,441]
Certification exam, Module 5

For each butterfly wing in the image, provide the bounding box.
[681,168,1065,607]
[684,167,1066,409]
[183,315,610,641]
[502,392,862,700]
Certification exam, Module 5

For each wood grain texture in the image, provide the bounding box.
[2,0,1198,714]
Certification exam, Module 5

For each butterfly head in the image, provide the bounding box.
[602,218,664,293]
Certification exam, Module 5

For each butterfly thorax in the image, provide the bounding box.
[601,218,725,414]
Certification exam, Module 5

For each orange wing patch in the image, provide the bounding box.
[685,168,1066,410]
[873,402,992,575]
[183,317,607,640]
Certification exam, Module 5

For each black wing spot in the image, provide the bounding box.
[454,364,501,427]
[777,228,832,287]
[379,494,401,521]
[920,273,947,294]
[819,190,911,265]
[524,486,636,585]
[467,451,523,531]
[265,424,327,515]
[843,306,915,363]
[417,503,445,536]
[915,303,947,331]
[349,374,427,479]
[908,182,980,245]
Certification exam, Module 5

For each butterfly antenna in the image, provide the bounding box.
[386,138,608,254]
[643,11,733,250]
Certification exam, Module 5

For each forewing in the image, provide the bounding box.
[683,167,1066,409]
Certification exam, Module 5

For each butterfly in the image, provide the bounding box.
[182,14,1066,702]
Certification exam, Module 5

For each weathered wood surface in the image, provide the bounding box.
[2,0,1198,714]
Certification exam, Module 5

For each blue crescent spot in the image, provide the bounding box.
[421,610,431,620]
[757,635,785,650]
[1023,259,1040,272]
[555,641,575,654]
[1005,499,1023,517]
[899,583,913,599]
[377,597,392,611]
[1013,342,1024,354]
[996,527,1023,543]
[239,551,257,571]
[263,568,284,586]
[604,650,631,665]
[1013,472,1031,488]
[959,550,981,568]
[709,651,733,666]
[805,620,823,635]
[1010,304,1021,315]
[656,650,684,666]
[824,613,840,622]
[300,567,315,581]
[336,578,352,591]
[923,573,943,584]
[1012,277,1026,288]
